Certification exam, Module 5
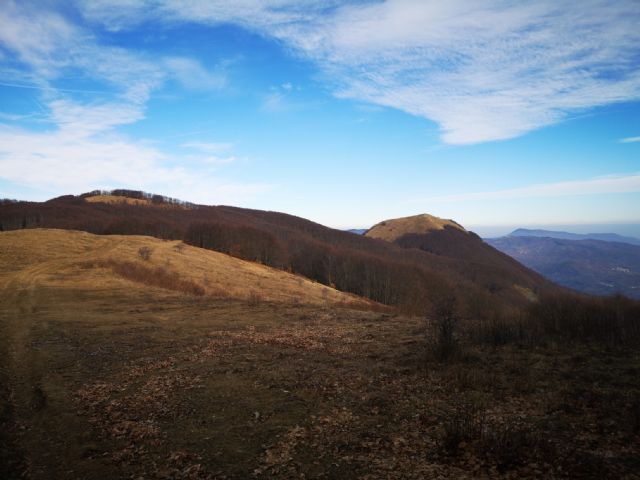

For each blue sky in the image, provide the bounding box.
[1,0,639,235]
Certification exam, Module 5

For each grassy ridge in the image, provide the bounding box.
[0,191,556,314]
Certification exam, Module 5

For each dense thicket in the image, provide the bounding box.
[0,191,555,314]
[527,292,640,344]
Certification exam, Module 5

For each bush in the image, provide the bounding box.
[439,402,547,470]
[86,259,204,296]
[466,293,640,348]
[439,401,485,455]
[469,312,527,347]
[527,293,640,346]
[137,246,153,261]
[247,291,262,307]
[429,295,459,362]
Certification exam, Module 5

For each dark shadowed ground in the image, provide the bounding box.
[1,279,639,479]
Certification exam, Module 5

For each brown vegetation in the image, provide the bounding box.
[366,213,466,241]
[3,193,639,478]
[428,294,460,362]
[0,229,376,308]
[0,190,557,315]
[83,258,205,296]
[1,276,638,478]
[137,246,153,261]
[465,292,640,348]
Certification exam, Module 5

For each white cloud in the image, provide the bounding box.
[0,2,78,76]
[0,87,265,203]
[164,57,227,91]
[414,173,640,203]
[182,142,234,153]
[0,119,268,203]
[77,0,336,32]
[620,136,640,143]
[48,99,145,137]
[0,1,163,103]
[285,0,640,144]
[261,91,289,112]
[0,123,171,191]
[3,0,638,207]
[75,0,640,144]
[181,142,238,166]
[261,82,313,112]
[0,1,262,204]
[0,1,227,104]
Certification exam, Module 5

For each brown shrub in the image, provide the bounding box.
[467,293,640,348]
[247,290,262,306]
[428,294,460,362]
[87,259,204,296]
[137,246,153,261]
[527,293,640,346]
[439,401,485,455]
[439,402,548,470]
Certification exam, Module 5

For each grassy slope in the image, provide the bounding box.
[366,213,466,241]
[0,194,558,313]
[1,229,638,479]
[0,229,373,307]
[84,195,189,209]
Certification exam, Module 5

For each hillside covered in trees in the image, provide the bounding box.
[0,190,556,315]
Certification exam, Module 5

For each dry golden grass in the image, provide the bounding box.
[0,229,374,308]
[84,194,153,206]
[1,230,639,479]
[84,194,188,209]
[365,213,466,241]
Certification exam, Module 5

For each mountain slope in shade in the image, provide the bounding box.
[365,214,551,299]
[509,228,640,246]
[487,235,640,299]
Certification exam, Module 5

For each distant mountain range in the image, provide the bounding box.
[509,228,640,246]
[487,230,640,299]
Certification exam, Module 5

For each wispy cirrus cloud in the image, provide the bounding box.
[412,173,640,203]
[76,0,339,32]
[259,82,313,113]
[620,136,640,143]
[281,0,640,144]
[75,0,640,145]
[163,57,227,91]
[0,102,267,203]
[182,142,234,153]
[0,1,269,204]
[181,141,238,166]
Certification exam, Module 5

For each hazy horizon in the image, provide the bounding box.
[469,223,640,240]
[5,188,640,240]
[343,222,640,240]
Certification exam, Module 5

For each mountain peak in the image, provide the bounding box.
[365,213,466,242]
